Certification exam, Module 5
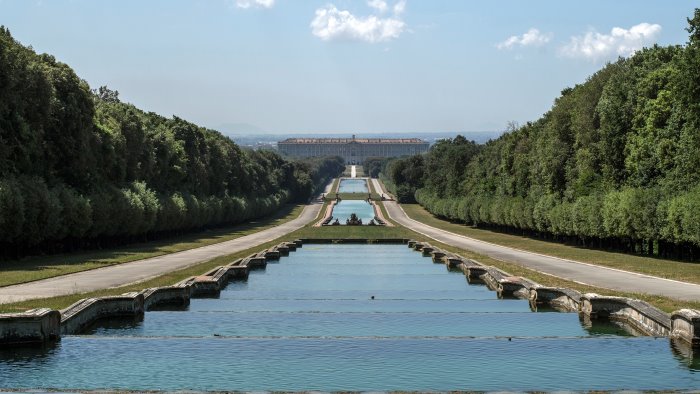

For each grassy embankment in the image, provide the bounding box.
[402,203,700,285]
[3,192,700,313]
[0,204,305,288]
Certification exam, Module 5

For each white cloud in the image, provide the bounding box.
[560,22,661,60]
[235,0,274,9]
[393,0,406,15]
[497,28,552,50]
[367,0,388,13]
[310,2,407,43]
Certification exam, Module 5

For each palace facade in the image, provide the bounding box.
[277,135,429,164]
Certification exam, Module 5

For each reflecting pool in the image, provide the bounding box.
[330,199,375,224]
[1,244,698,391]
[338,178,368,193]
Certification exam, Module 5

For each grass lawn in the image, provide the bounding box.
[402,203,700,285]
[0,204,305,288]
[3,199,700,314]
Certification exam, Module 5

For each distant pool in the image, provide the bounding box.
[330,199,375,224]
[338,178,368,193]
[0,244,698,391]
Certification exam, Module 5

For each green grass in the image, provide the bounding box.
[329,177,340,194]
[402,203,700,285]
[0,204,304,288]
[3,200,700,315]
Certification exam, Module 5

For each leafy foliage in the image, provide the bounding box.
[0,27,343,258]
[386,10,700,259]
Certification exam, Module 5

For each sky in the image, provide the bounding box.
[1,0,697,135]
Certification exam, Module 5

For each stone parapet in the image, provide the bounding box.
[275,243,290,256]
[529,286,581,312]
[580,293,671,337]
[60,293,144,335]
[242,254,267,270]
[141,285,191,310]
[421,244,435,257]
[264,249,280,260]
[0,308,60,345]
[442,254,463,269]
[671,309,700,347]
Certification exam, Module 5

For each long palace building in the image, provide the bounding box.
[277,135,429,164]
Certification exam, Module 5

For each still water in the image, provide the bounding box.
[338,178,368,193]
[0,244,698,391]
[330,200,376,224]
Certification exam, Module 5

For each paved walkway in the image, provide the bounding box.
[0,199,325,305]
[372,179,700,302]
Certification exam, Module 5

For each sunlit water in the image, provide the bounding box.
[330,200,375,224]
[1,244,698,391]
[338,178,368,193]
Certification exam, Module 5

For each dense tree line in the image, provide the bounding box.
[385,10,700,260]
[0,27,343,258]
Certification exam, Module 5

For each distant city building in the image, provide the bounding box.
[277,135,429,164]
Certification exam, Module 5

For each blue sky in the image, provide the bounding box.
[1,0,697,134]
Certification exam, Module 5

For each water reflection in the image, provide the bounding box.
[578,315,635,337]
[671,338,700,371]
[80,314,144,335]
[0,340,59,361]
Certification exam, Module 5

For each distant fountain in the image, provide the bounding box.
[346,213,363,226]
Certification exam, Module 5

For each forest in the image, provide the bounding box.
[375,9,700,260]
[0,27,344,258]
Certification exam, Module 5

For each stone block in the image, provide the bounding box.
[581,293,670,337]
[529,286,581,312]
[671,309,700,347]
[0,308,61,345]
[142,285,191,310]
[61,293,145,335]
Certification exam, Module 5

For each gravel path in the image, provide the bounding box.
[0,199,325,304]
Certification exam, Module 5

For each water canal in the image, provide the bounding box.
[337,178,368,194]
[330,199,376,224]
[0,244,698,391]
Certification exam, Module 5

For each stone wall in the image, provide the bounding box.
[0,308,60,345]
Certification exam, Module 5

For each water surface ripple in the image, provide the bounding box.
[1,244,698,391]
